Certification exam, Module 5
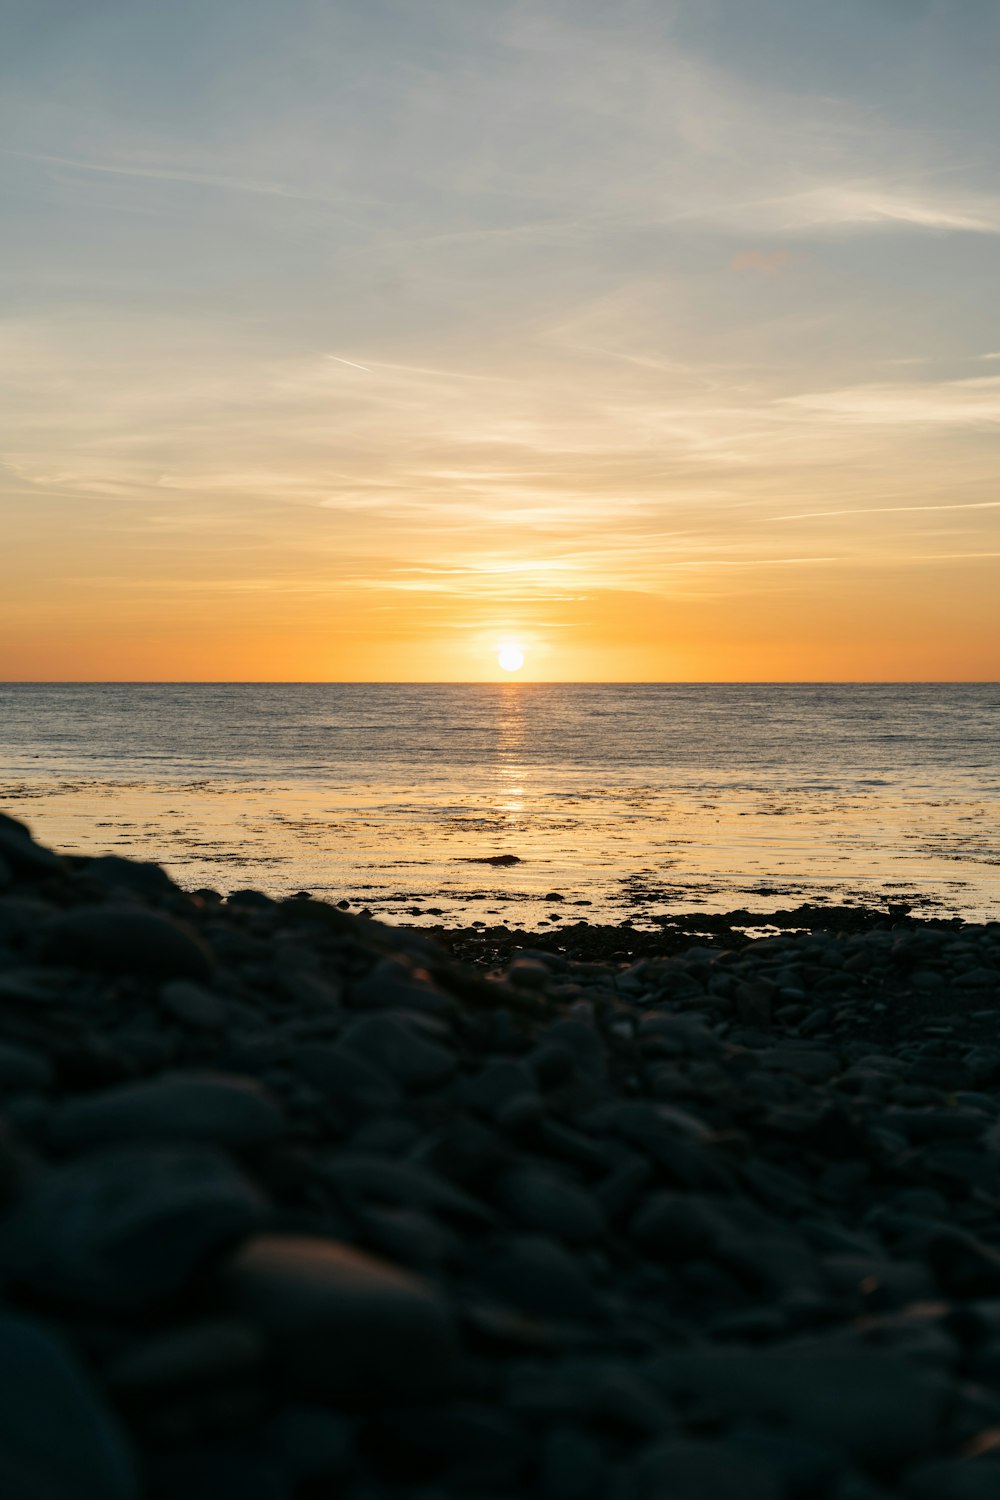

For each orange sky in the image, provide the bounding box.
[3,1,999,681]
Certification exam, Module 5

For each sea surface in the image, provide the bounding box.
[2,683,998,929]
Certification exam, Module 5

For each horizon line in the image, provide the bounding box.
[2,679,998,688]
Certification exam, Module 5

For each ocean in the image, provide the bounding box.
[1,682,998,928]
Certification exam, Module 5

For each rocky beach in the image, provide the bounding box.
[3,807,1000,1498]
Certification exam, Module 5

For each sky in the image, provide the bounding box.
[2,0,999,681]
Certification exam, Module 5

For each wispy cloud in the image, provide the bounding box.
[772,500,1000,522]
[782,377,1000,426]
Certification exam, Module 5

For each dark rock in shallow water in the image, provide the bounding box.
[48,1073,285,1152]
[37,906,213,981]
[3,1146,267,1308]
[220,1233,459,1401]
[0,1314,138,1500]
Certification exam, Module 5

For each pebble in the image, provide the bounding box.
[3,817,1000,1495]
[220,1233,459,1400]
[340,1014,457,1090]
[0,1313,138,1500]
[47,1073,285,1151]
[0,1040,54,1091]
[4,1146,267,1307]
[38,906,213,981]
[160,979,228,1029]
[496,1167,606,1244]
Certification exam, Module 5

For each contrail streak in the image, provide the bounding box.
[327,355,373,373]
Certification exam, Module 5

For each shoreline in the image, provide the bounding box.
[3,809,1000,1495]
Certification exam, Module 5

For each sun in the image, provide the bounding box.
[498,642,525,672]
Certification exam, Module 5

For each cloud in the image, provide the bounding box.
[771,500,1000,522]
[771,185,1000,234]
[782,377,1000,426]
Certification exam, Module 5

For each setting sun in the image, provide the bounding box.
[498,643,525,673]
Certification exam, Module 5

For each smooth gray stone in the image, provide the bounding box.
[221,1233,458,1401]
[0,1314,138,1500]
[0,828,65,875]
[105,1320,264,1396]
[0,811,32,839]
[4,1145,267,1307]
[477,1234,599,1320]
[160,980,228,1029]
[726,1427,845,1497]
[905,1457,1000,1500]
[38,906,213,981]
[340,1014,457,1090]
[630,1439,782,1500]
[496,1168,605,1244]
[462,1058,538,1118]
[0,1040,53,1091]
[319,1152,493,1227]
[649,1347,946,1466]
[273,1405,352,1482]
[538,1425,607,1500]
[290,1042,400,1116]
[86,856,173,898]
[380,1400,529,1488]
[350,964,454,1018]
[565,1359,674,1438]
[759,1047,840,1082]
[49,1073,284,1151]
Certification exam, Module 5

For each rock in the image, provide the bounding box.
[544,1018,607,1080]
[85,856,174,898]
[290,1042,400,1118]
[105,1320,264,1398]
[0,1314,138,1500]
[0,1040,54,1091]
[0,827,65,876]
[376,1401,529,1488]
[538,1426,608,1499]
[273,1404,352,1482]
[463,1058,538,1118]
[4,1146,267,1307]
[38,907,213,981]
[476,1234,600,1321]
[649,1346,946,1467]
[340,1015,457,1090]
[320,1152,493,1227]
[630,1438,782,1500]
[220,1234,458,1401]
[160,980,228,1029]
[908,1455,1000,1500]
[496,1168,605,1244]
[759,1046,840,1082]
[48,1073,285,1152]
